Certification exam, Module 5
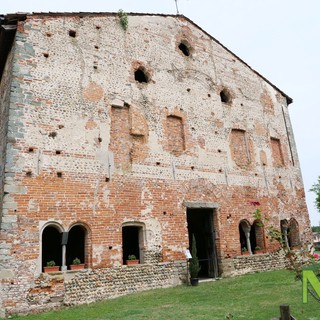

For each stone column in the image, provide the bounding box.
[241,222,252,255]
[61,244,67,271]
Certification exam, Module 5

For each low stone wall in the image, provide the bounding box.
[6,254,290,317]
[64,261,187,305]
[22,261,187,316]
[221,251,289,277]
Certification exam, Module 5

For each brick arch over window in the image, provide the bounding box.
[41,222,64,272]
[288,218,300,249]
[67,223,91,268]
[251,220,265,252]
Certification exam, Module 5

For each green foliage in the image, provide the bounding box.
[46,260,55,267]
[312,226,320,233]
[72,258,81,265]
[310,176,320,214]
[189,234,201,278]
[118,9,128,30]
[128,254,137,260]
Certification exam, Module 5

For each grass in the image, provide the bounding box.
[14,269,320,320]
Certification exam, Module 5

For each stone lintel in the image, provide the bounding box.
[183,201,219,209]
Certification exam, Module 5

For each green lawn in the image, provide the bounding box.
[14,269,320,320]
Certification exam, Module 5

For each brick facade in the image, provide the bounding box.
[0,12,312,316]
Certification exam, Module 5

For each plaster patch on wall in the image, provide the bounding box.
[83,82,104,102]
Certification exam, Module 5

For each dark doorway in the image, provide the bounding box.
[67,225,86,267]
[122,226,140,264]
[239,223,247,250]
[42,226,62,271]
[187,208,218,278]
[249,225,257,251]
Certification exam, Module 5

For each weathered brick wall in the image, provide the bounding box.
[0,13,312,317]
[0,39,14,225]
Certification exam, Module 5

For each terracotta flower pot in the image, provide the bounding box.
[241,251,250,256]
[70,264,85,270]
[126,259,139,266]
[44,266,60,273]
[254,250,264,255]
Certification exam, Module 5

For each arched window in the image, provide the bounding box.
[41,224,63,272]
[280,219,289,248]
[67,224,88,268]
[239,220,252,254]
[122,222,145,265]
[288,218,300,249]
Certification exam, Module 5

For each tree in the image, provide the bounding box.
[310,176,320,214]
[189,234,201,279]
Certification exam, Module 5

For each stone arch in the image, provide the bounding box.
[67,222,91,268]
[41,222,64,272]
[288,218,300,249]
[239,219,252,254]
[122,221,146,265]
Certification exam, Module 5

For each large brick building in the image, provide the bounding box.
[0,12,312,316]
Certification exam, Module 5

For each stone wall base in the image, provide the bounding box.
[3,254,289,317]
[221,250,289,277]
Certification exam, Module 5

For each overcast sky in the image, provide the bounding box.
[2,0,320,225]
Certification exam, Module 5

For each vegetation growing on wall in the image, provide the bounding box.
[118,9,128,31]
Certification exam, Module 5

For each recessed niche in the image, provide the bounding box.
[57,172,63,178]
[56,150,61,155]
[94,45,99,49]
[178,42,191,56]
[96,26,101,30]
[105,177,110,182]
[187,88,191,92]
[69,30,76,37]
[220,88,231,104]
[43,53,49,58]
[156,162,161,166]
[26,171,32,177]
[28,147,34,153]
[134,67,149,83]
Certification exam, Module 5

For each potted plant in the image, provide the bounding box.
[254,246,263,254]
[44,260,60,273]
[189,234,201,286]
[70,257,85,270]
[241,247,249,255]
[126,254,139,266]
